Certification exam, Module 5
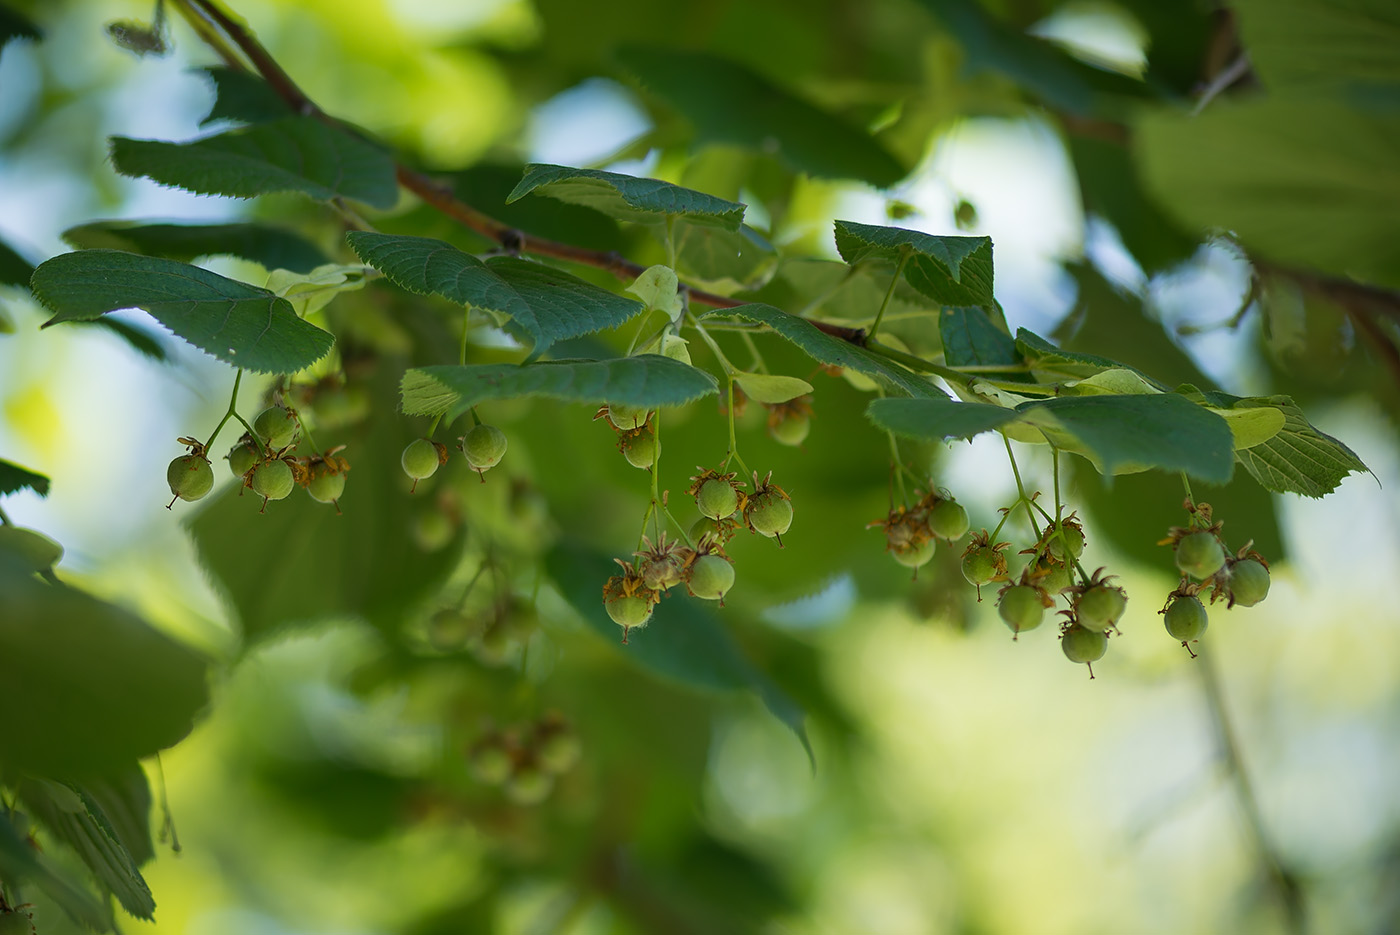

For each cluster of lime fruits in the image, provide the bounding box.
[401,422,508,492]
[467,713,581,806]
[425,595,538,667]
[165,405,351,513]
[1159,500,1271,655]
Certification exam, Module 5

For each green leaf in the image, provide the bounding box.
[833,220,996,310]
[346,233,645,356]
[1231,0,1400,94]
[0,457,50,497]
[110,116,400,209]
[1193,393,1369,497]
[617,47,907,188]
[79,764,156,867]
[545,542,811,762]
[867,396,1021,441]
[191,371,464,643]
[674,221,778,294]
[1015,327,1165,386]
[733,372,813,405]
[940,307,1017,367]
[625,264,683,320]
[64,220,330,273]
[0,812,110,931]
[32,250,334,373]
[700,303,942,398]
[0,525,63,571]
[0,3,41,45]
[1137,97,1400,288]
[401,356,719,420]
[0,566,210,778]
[197,65,292,125]
[507,164,745,230]
[0,235,34,287]
[1020,394,1235,482]
[19,779,155,919]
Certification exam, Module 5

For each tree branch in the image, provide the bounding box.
[168,0,868,346]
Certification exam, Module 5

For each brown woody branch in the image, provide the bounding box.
[169,0,868,346]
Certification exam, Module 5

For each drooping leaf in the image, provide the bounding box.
[0,457,50,497]
[833,220,996,310]
[0,812,110,930]
[19,779,155,919]
[507,163,745,230]
[867,396,1021,441]
[64,220,329,273]
[0,566,210,778]
[1199,393,1369,497]
[0,235,34,287]
[110,116,400,209]
[79,764,156,867]
[545,542,811,762]
[940,306,1017,367]
[401,356,718,420]
[617,47,907,188]
[191,370,464,643]
[197,65,292,125]
[732,372,813,405]
[674,220,778,294]
[700,303,942,398]
[32,250,334,373]
[347,232,645,356]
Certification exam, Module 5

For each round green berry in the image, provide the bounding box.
[621,430,658,470]
[688,553,735,601]
[696,478,739,520]
[535,729,582,774]
[1227,559,1270,607]
[505,764,553,805]
[1176,531,1226,580]
[401,438,441,482]
[769,412,810,446]
[961,546,1000,586]
[0,910,34,935]
[998,585,1047,634]
[1075,584,1127,631]
[1035,559,1074,595]
[1164,595,1208,642]
[468,742,513,785]
[607,403,650,431]
[747,495,793,539]
[251,459,294,502]
[1047,522,1085,562]
[927,499,970,541]
[606,594,652,630]
[307,471,345,504]
[894,538,936,569]
[227,441,258,477]
[253,406,298,450]
[690,516,727,546]
[462,423,508,471]
[167,455,214,502]
[1061,624,1108,664]
[428,607,479,650]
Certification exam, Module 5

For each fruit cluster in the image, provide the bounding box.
[869,488,971,572]
[467,713,581,806]
[1158,499,1271,656]
[401,422,508,492]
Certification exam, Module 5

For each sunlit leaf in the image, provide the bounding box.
[32,250,334,373]
[732,372,814,404]
[508,164,745,230]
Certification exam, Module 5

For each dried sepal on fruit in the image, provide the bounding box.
[227,436,259,478]
[603,562,661,643]
[250,458,296,512]
[531,712,582,775]
[743,471,793,546]
[1159,499,1228,579]
[959,529,1011,598]
[1066,567,1127,633]
[1217,549,1271,608]
[1037,515,1085,563]
[688,467,745,521]
[868,503,937,574]
[401,438,447,491]
[764,395,813,447]
[690,515,742,550]
[460,423,507,480]
[253,405,299,452]
[1160,582,1209,655]
[301,446,350,512]
[997,580,1052,638]
[919,489,970,542]
[634,532,695,592]
[597,402,652,432]
[166,436,214,508]
[618,424,658,470]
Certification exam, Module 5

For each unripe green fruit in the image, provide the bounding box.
[228,442,258,477]
[769,413,810,446]
[1176,531,1225,579]
[1076,584,1127,631]
[474,623,513,666]
[251,459,294,501]
[505,765,553,805]
[469,744,512,785]
[429,607,480,650]
[401,438,441,481]
[0,910,35,935]
[253,406,298,450]
[167,455,214,502]
[696,478,739,520]
[414,511,454,551]
[894,539,936,569]
[462,423,508,471]
[1048,523,1085,561]
[0,526,64,571]
[1227,559,1270,607]
[622,430,658,470]
[927,499,970,541]
[690,516,726,545]
[607,403,650,431]
[607,594,652,630]
[1036,560,1074,595]
[1164,595,1208,642]
[307,471,345,504]
[998,585,1046,634]
[1062,624,1108,664]
[748,495,793,539]
[536,731,582,774]
[961,547,999,586]
[688,554,735,601]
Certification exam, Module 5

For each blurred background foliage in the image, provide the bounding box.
[1,0,1399,933]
